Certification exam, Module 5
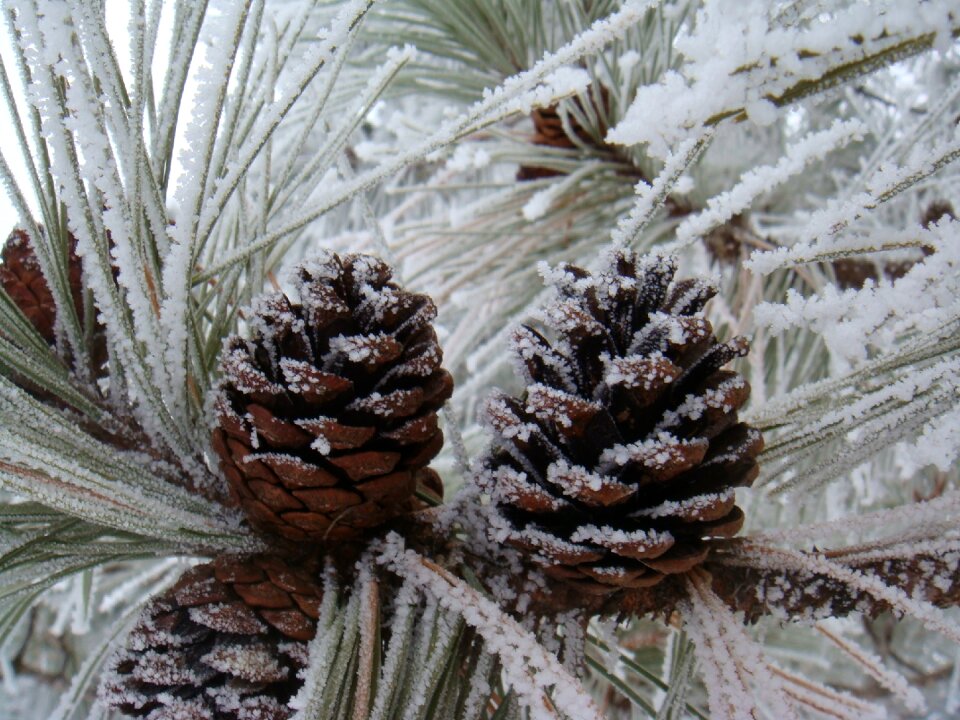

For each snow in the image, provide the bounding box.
[607,1,950,157]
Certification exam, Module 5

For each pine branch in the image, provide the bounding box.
[610,545,960,626]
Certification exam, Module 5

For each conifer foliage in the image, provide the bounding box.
[0,1,958,719]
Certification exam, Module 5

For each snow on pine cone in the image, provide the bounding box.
[101,555,324,720]
[212,252,453,543]
[481,250,763,597]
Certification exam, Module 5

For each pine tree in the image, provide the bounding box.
[0,2,958,719]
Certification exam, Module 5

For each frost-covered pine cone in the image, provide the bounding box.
[516,87,612,181]
[0,227,82,344]
[212,252,452,543]
[101,555,323,720]
[481,249,762,598]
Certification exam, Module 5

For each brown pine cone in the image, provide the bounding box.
[101,555,324,720]
[0,225,111,380]
[517,86,612,181]
[0,227,82,343]
[481,249,762,599]
[212,252,453,543]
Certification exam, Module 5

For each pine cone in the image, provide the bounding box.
[0,227,82,343]
[517,87,612,181]
[0,225,111,380]
[481,250,762,598]
[212,252,453,543]
[101,555,324,720]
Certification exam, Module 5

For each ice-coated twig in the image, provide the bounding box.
[366,579,418,720]
[747,130,960,275]
[8,1,202,467]
[684,569,799,720]
[768,663,885,720]
[724,543,960,644]
[608,1,954,156]
[748,489,960,546]
[377,533,602,720]
[816,622,926,714]
[352,568,379,720]
[611,133,711,248]
[50,593,146,720]
[162,0,253,429]
[289,562,345,719]
[672,119,866,248]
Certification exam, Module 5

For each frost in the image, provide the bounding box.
[607,1,950,156]
[633,489,734,520]
[379,534,605,720]
[201,644,287,683]
[490,466,568,512]
[327,333,396,363]
[753,220,960,364]
[684,572,800,720]
[658,375,746,429]
[816,622,927,714]
[188,604,267,635]
[727,544,960,645]
[671,119,866,250]
[598,432,707,476]
[570,524,672,549]
[446,144,493,172]
[2,0,960,716]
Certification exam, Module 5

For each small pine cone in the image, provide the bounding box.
[212,252,453,543]
[1,226,110,381]
[481,250,762,599]
[0,227,82,343]
[101,555,324,720]
[517,87,612,181]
